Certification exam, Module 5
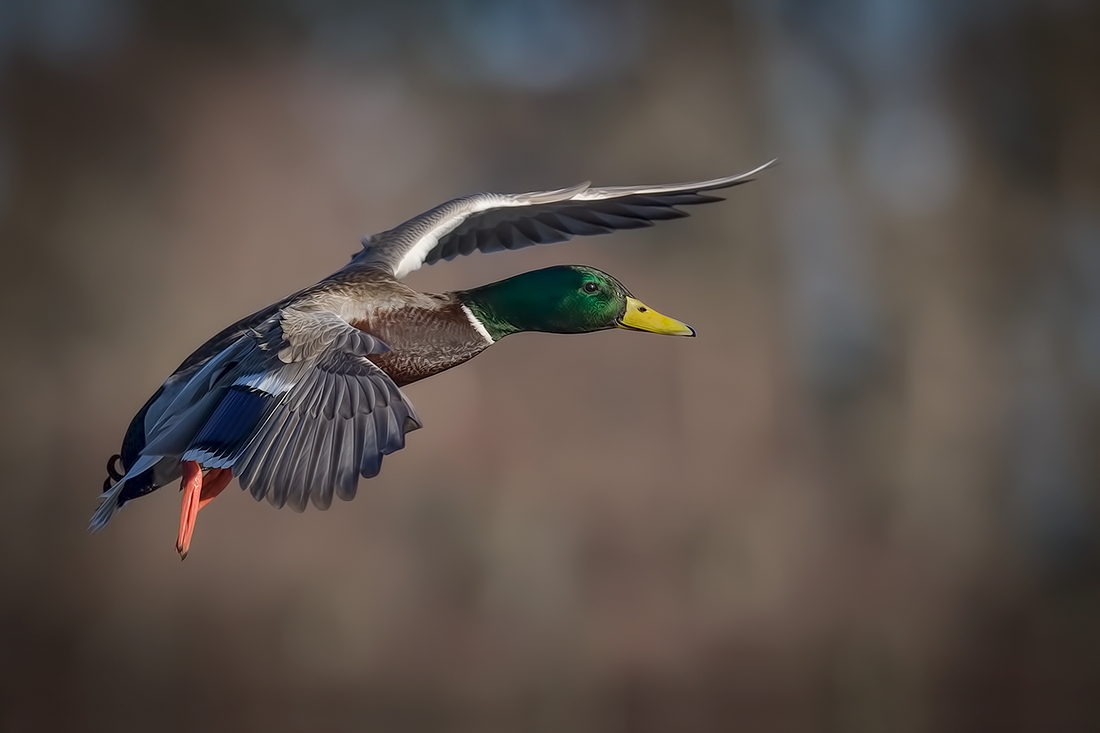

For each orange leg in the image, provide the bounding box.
[199,468,233,509]
[176,462,234,559]
[176,461,203,559]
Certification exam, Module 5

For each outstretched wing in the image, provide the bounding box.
[353,160,776,279]
[91,308,421,528]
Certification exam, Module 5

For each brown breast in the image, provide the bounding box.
[355,297,492,387]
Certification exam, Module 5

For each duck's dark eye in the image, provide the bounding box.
[583,282,599,294]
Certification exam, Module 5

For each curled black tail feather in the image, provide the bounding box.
[104,454,124,492]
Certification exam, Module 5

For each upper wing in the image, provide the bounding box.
[353,160,776,279]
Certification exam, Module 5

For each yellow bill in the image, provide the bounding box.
[616,297,696,336]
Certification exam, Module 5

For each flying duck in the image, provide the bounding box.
[93,160,774,558]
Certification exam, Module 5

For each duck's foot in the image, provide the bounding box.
[176,463,233,560]
[199,468,232,509]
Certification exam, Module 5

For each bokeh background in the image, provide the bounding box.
[2,0,1099,730]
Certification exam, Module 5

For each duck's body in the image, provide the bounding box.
[94,161,774,557]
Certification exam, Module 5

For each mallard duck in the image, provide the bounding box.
[93,160,774,557]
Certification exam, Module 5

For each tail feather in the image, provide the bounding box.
[89,480,127,532]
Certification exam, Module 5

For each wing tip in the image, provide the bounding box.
[574,158,778,199]
[684,158,779,191]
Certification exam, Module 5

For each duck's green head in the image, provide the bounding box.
[460,265,695,341]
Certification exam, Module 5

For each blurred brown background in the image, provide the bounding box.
[2,0,1099,731]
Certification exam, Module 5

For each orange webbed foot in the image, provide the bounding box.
[176,463,233,559]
